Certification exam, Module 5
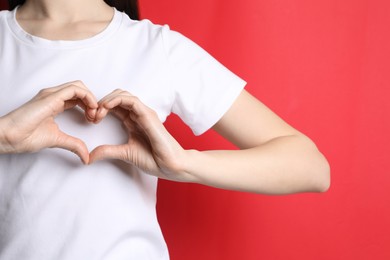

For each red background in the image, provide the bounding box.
[2,0,390,259]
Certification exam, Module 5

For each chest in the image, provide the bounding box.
[0,42,174,121]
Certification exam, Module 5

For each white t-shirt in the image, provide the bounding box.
[0,7,246,260]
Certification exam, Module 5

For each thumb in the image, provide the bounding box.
[89,144,129,164]
[54,132,90,164]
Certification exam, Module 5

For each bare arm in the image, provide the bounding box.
[183,90,330,194]
[90,89,330,194]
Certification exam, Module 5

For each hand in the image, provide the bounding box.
[90,89,191,181]
[0,81,98,164]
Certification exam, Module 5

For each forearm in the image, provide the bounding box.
[182,135,330,194]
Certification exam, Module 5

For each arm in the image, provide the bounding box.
[90,89,330,194]
[183,90,330,194]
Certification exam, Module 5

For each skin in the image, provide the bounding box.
[0,0,330,194]
[0,81,98,164]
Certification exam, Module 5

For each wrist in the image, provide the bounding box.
[163,149,201,183]
[0,116,14,154]
[176,149,204,183]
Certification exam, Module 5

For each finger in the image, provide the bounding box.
[38,80,92,97]
[97,96,150,135]
[50,85,98,115]
[89,144,129,164]
[94,105,111,123]
[97,89,129,108]
[64,81,98,111]
[95,89,130,122]
[75,100,97,122]
[54,131,90,164]
[101,95,165,141]
[100,94,148,118]
[85,107,97,122]
[31,82,97,121]
[97,92,163,141]
[63,85,98,109]
[109,106,129,121]
[62,99,97,123]
[100,88,130,100]
[99,89,136,107]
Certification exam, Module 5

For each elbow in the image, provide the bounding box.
[311,149,331,193]
[297,135,331,193]
[316,155,331,192]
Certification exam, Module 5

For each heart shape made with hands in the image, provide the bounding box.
[55,102,170,176]
[55,106,129,162]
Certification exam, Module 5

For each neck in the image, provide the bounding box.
[18,0,112,22]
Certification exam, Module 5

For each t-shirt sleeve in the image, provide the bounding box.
[161,25,247,136]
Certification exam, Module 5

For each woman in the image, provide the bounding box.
[0,0,330,259]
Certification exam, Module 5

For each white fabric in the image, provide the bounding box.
[0,7,246,260]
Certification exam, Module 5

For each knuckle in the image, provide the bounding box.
[131,95,140,102]
[148,107,158,117]
[113,88,133,96]
[69,80,85,89]
[73,80,84,86]
[37,87,50,96]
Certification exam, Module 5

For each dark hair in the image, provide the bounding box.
[7,0,139,20]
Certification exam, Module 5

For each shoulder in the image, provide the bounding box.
[118,11,170,40]
[0,10,11,33]
[0,10,10,20]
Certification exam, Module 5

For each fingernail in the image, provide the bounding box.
[86,109,96,122]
